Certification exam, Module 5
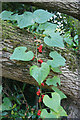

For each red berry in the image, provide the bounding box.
[41,83,44,86]
[31,56,35,60]
[34,36,36,39]
[37,110,41,116]
[37,44,43,53]
[42,95,45,99]
[38,59,43,64]
[36,89,40,96]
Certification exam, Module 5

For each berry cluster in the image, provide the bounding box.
[37,44,43,53]
[37,110,41,116]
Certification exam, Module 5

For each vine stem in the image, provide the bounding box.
[35,36,43,112]
[35,37,39,110]
[39,86,42,111]
[36,41,38,65]
[41,91,53,94]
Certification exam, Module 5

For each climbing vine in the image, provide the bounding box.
[0,9,68,118]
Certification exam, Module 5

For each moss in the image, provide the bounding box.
[2,47,7,51]
[9,49,14,53]
[10,40,14,42]
[13,41,20,48]
[14,41,20,45]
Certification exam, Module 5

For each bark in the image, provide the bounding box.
[25,0,80,20]
[0,0,80,20]
[1,20,80,118]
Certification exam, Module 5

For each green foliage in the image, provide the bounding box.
[10,46,34,61]
[51,67,62,73]
[51,86,67,99]
[46,76,60,86]
[0,8,69,119]
[0,10,13,20]
[41,93,67,118]
[2,97,12,111]
[30,62,50,85]
[38,22,57,31]
[41,109,58,118]
[38,22,64,48]
[47,51,66,68]
[33,9,53,23]
[17,12,34,28]
[64,37,73,45]
[2,81,38,119]
[44,33,64,48]
[0,9,54,28]
[41,92,67,118]
[41,107,67,119]
[43,92,61,112]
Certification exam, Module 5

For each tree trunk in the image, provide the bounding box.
[0,1,80,20]
[25,0,80,20]
[1,20,80,118]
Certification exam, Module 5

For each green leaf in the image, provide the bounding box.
[64,37,73,45]
[51,67,62,73]
[30,62,50,85]
[12,104,16,109]
[2,112,8,116]
[38,22,57,31]
[43,92,61,112]
[41,109,57,118]
[33,9,53,23]
[10,46,34,61]
[44,33,64,48]
[47,51,66,67]
[43,24,57,36]
[41,107,67,119]
[46,76,60,86]
[0,10,13,20]
[58,106,67,116]
[51,86,67,99]
[2,97,12,111]
[17,12,35,28]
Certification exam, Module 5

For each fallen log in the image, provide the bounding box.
[1,20,80,118]
[25,0,80,20]
[1,20,79,101]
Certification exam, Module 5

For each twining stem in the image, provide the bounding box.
[41,91,53,94]
[39,86,42,110]
[35,37,39,110]
[35,36,43,111]
[36,41,38,65]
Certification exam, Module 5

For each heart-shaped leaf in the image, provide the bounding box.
[10,46,34,61]
[41,106,67,119]
[44,33,64,48]
[33,9,53,23]
[43,25,57,36]
[47,51,66,68]
[30,62,50,85]
[0,10,13,20]
[41,109,57,118]
[51,86,67,99]
[2,97,12,111]
[64,37,73,45]
[51,67,62,73]
[17,12,35,28]
[46,76,60,86]
[58,106,67,116]
[43,92,61,112]
[38,22,57,31]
